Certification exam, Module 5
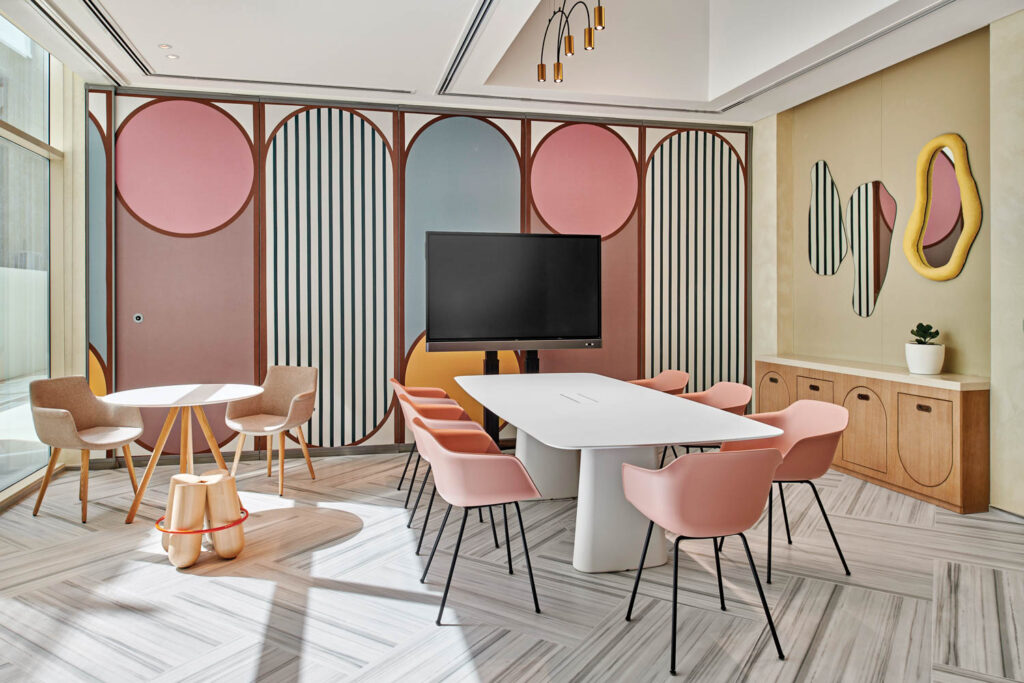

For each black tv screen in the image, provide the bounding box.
[426,232,602,351]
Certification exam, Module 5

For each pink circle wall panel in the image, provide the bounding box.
[531,124,637,237]
[923,151,961,247]
[116,100,254,235]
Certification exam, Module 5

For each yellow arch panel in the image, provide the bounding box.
[903,133,982,281]
[88,348,108,396]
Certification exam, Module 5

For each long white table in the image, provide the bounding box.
[456,373,783,573]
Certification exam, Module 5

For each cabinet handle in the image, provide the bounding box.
[916,403,932,413]
[857,393,870,401]
[769,377,778,384]
[809,384,820,391]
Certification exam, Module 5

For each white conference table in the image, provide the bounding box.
[456,373,783,573]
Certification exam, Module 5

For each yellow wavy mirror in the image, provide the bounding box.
[903,133,981,281]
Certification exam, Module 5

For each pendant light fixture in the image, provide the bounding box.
[537,0,607,83]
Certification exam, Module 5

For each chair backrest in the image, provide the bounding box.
[681,381,752,415]
[630,370,690,395]
[411,417,538,508]
[29,376,104,431]
[721,399,849,480]
[261,366,318,417]
[624,448,782,538]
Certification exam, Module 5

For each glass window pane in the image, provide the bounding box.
[0,15,49,142]
[0,137,49,491]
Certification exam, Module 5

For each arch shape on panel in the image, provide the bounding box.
[266,107,396,448]
[403,115,521,352]
[644,129,747,393]
[530,123,638,239]
[115,98,256,237]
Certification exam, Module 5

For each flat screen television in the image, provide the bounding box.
[426,232,602,351]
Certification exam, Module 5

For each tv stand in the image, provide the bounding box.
[482,349,540,441]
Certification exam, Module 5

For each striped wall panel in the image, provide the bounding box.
[644,131,746,393]
[266,108,395,447]
[848,181,896,318]
[808,160,848,275]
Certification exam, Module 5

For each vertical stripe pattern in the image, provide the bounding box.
[808,160,848,275]
[644,131,746,393]
[266,108,394,447]
[848,180,895,318]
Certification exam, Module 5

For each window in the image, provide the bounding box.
[0,17,53,492]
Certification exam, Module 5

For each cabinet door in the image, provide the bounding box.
[797,376,834,403]
[758,372,791,412]
[841,387,887,473]
[897,393,954,488]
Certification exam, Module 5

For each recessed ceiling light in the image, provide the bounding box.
[166,54,179,60]
[158,43,172,49]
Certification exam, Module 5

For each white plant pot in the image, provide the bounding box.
[905,343,945,375]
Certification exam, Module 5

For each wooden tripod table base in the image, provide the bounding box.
[101,384,263,524]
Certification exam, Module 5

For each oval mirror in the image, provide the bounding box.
[848,180,896,317]
[808,160,848,275]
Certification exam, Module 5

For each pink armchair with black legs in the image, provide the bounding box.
[622,448,786,673]
[658,381,754,466]
[389,378,461,494]
[410,417,541,626]
[628,369,690,395]
[719,399,851,583]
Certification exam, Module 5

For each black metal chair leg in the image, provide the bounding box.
[717,536,726,552]
[738,533,785,660]
[807,481,851,576]
[713,537,726,611]
[478,507,484,523]
[626,520,655,621]
[671,445,679,461]
[659,446,668,468]
[397,445,416,490]
[416,485,437,555]
[404,454,421,508]
[408,465,431,528]
[514,501,540,613]
[778,482,793,544]
[436,508,470,625]
[503,503,513,574]
[488,506,500,549]
[421,503,452,583]
[767,485,773,584]
[670,537,681,675]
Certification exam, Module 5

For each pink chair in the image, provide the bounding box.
[659,381,754,466]
[396,393,499,555]
[389,378,462,493]
[623,449,785,671]
[411,417,541,625]
[720,400,850,583]
[629,369,690,395]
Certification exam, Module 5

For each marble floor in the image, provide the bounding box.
[0,450,1021,682]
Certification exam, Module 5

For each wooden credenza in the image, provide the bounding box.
[755,355,990,514]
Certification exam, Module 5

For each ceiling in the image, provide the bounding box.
[6,0,1023,124]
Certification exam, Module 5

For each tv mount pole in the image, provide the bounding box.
[482,349,540,442]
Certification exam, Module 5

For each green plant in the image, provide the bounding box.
[910,322,940,345]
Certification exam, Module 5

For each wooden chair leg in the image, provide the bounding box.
[121,445,138,493]
[231,433,246,477]
[277,431,286,496]
[180,407,192,474]
[266,435,273,477]
[193,405,228,470]
[80,450,90,523]
[33,447,62,516]
[296,426,316,480]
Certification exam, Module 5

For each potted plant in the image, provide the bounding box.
[906,322,945,374]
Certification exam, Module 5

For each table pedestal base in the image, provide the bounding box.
[573,446,668,573]
[515,431,579,499]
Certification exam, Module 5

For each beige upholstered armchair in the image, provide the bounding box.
[226,365,318,495]
[29,376,143,523]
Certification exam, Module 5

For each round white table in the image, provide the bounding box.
[103,384,262,523]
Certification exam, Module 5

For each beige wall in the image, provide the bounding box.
[751,114,778,363]
[989,10,1024,516]
[777,29,991,377]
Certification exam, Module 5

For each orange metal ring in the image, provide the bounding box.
[155,507,249,535]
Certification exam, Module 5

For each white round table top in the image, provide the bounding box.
[101,383,263,408]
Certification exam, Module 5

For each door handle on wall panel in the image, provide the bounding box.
[857,393,869,401]
[769,377,778,384]
[809,384,820,391]
[916,403,932,413]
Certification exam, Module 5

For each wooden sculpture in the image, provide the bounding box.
[159,470,247,569]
